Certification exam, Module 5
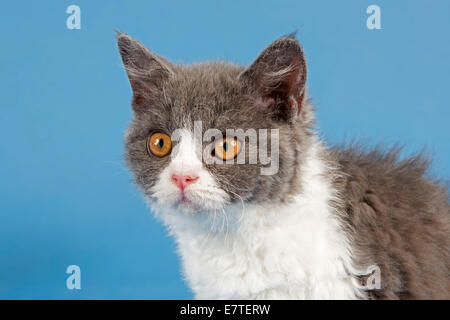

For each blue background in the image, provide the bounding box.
[1,0,449,299]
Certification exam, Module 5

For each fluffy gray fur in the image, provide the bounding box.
[117,32,450,299]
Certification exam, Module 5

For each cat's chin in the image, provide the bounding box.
[150,196,224,216]
[174,197,200,213]
[150,187,230,215]
[174,198,226,214]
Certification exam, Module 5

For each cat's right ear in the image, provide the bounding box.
[116,32,174,111]
[238,34,307,122]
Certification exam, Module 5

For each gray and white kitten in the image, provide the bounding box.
[117,32,450,299]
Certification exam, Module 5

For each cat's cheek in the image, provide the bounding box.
[149,166,180,204]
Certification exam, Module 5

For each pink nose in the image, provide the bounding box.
[171,174,199,190]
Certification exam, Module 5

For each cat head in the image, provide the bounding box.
[117,32,315,216]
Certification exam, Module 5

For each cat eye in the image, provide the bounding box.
[148,132,172,157]
[214,137,241,161]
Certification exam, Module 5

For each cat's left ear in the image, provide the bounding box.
[239,34,307,121]
[116,32,174,111]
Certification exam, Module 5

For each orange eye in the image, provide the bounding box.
[214,137,241,161]
[148,132,172,157]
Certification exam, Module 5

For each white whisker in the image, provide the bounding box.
[229,190,245,228]
[202,208,217,247]
[222,207,229,245]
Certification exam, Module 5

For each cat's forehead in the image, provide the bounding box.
[170,63,245,104]
[156,62,259,130]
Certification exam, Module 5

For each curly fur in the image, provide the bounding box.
[116,32,450,299]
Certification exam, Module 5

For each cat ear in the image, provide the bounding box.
[116,32,174,110]
[239,34,307,121]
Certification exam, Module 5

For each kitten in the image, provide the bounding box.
[116,32,450,299]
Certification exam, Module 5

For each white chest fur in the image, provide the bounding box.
[157,142,361,299]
